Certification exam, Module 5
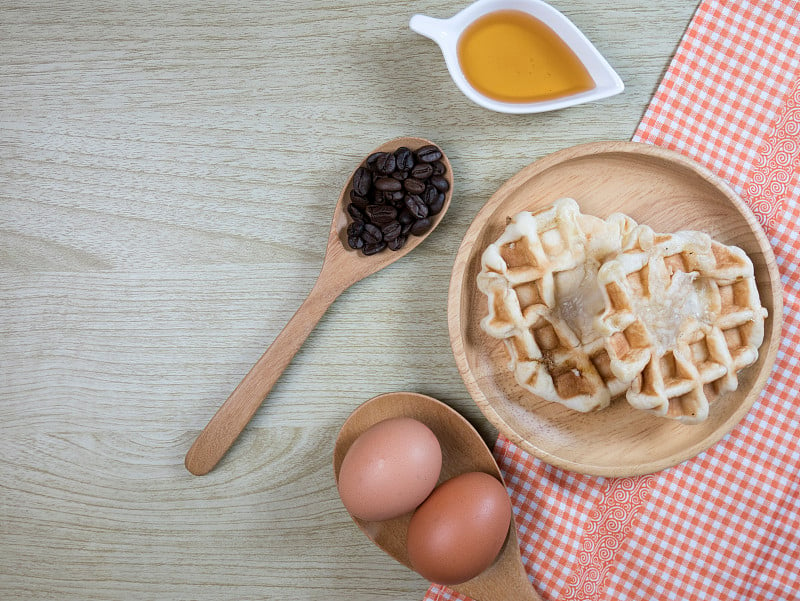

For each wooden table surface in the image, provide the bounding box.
[1,1,700,599]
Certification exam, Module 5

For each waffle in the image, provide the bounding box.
[477,198,635,412]
[595,226,768,423]
[477,198,768,422]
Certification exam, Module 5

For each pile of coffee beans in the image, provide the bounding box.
[345,144,450,255]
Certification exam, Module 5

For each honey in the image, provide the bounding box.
[456,10,595,103]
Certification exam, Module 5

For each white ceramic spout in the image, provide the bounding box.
[409,14,450,43]
[409,0,624,114]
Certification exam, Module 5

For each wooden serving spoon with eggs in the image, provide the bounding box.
[333,392,543,601]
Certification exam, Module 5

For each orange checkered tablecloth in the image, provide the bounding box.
[425,1,800,599]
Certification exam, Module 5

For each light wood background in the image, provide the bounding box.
[1,1,700,599]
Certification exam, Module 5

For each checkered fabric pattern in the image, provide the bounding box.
[424,1,800,599]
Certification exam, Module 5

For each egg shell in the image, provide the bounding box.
[406,471,512,585]
[336,417,442,522]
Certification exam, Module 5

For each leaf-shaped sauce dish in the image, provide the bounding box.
[410,0,624,114]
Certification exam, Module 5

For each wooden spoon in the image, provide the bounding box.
[185,137,453,476]
[333,392,543,601]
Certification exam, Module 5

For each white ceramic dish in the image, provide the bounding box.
[409,0,624,114]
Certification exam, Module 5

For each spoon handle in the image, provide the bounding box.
[185,273,345,476]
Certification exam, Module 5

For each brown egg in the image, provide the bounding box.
[406,471,512,585]
[336,417,442,522]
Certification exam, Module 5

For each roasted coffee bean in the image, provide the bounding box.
[366,152,383,169]
[432,160,446,175]
[347,235,364,249]
[349,190,368,209]
[374,152,396,175]
[400,221,413,235]
[398,209,414,225]
[381,221,402,241]
[430,175,450,192]
[390,189,405,202]
[391,170,409,180]
[422,185,438,205]
[428,193,445,216]
[353,166,372,196]
[404,194,429,219]
[394,147,414,171]
[411,163,433,180]
[347,222,364,237]
[410,217,432,236]
[378,190,398,204]
[347,203,365,223]
[366,204,397,225]
[416,145,442,163]
[403,178,426,195]
[374,176,402,191]
[362,223,383,244]
[388,235,407,251]
[362,241,387,255]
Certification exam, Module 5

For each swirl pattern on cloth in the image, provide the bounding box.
[742,77,800,232]
[559,477,656,601]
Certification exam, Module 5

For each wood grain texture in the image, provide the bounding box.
[1,0,700,598]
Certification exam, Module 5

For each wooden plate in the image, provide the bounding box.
[448,141,783,477]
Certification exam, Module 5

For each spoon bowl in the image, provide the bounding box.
[324,136,454,289]
[185,138,453,476]
[333,392,542,601]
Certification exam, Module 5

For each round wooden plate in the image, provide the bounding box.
[448,141,783,477]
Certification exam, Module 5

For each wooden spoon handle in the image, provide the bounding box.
[185,275,345,476]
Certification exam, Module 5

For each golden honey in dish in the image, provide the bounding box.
[457,10,595,103]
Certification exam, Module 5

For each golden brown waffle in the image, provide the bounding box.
[596,227,768,423]
[477,198,768,422]
[478,199,634,412]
